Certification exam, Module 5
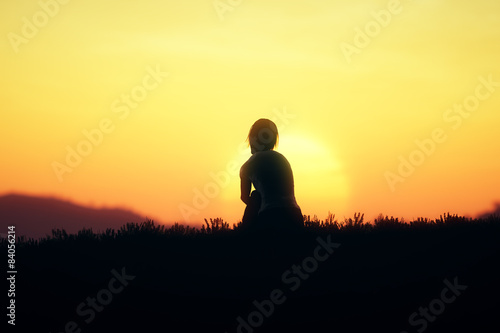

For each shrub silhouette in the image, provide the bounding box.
[2,212,499,333]
[4,212,498,247]
[201,217,231,234]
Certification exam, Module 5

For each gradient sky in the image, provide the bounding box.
[1,0,499,226]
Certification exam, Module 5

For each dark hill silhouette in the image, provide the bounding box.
[0,193,152,239]
[5,216,500,333]
[477,201,500,218]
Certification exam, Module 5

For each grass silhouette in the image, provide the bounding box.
[8,212,497,246]
[3,213,499,332]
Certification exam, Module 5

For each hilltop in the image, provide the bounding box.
[3,214,499,332]
[0,193,150,239]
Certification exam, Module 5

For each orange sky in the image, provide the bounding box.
[1,0,499,227]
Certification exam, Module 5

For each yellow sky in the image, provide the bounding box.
[1,0,499,226]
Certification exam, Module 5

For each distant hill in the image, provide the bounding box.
[477,202,500,219]
[0,193,153,239]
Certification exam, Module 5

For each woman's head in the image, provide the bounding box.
[247,118,279,153]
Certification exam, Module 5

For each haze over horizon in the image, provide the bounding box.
[1,0,499,227]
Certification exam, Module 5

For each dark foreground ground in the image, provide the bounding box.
[3,214,500,332]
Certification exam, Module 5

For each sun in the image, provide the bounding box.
[276,133,350,216]
[219,133,350,219]
[277,133,349,182]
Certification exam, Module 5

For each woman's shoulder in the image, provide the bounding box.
[253,150,289,162]
[244,150,287,165]
[240,153,258,176]
[259,150,283,157]
[265,150,288,162]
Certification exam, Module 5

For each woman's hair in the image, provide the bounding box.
[247,118,279,152]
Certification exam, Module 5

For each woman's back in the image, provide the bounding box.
[239,118,303,231]
[240,150,299,213]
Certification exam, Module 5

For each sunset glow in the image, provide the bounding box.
[1,0,499,226]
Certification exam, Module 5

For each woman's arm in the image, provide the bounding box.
[240,176,252,205]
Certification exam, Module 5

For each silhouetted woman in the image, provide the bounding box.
[240,119,303,231]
